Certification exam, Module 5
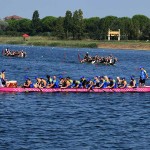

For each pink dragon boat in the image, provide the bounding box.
[0,87,150,93]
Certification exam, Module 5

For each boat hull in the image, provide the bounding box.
[0,87,150,93]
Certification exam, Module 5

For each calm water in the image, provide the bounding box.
[0,44,150,150]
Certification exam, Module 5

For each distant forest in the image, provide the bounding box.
[0,9,150,40]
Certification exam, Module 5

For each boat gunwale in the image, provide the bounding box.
[0,87,150,93]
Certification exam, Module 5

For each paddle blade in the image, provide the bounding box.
[78,54,81,62]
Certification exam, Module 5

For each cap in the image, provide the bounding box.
[140,66,144,69]
[59,75,63,79]
[99,76,104,79]
[24,75,29,80]
[34,76,38,79]
[1,69,5,73]
[87,78,91,81]
[80,76,84,79]
[131,75,135,79]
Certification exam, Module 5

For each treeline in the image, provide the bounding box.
[0,9,150,40]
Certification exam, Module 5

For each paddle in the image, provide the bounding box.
[64,52,67,63]
[37,87,43,92]
[78,53,82,63]
[133,76,150,80]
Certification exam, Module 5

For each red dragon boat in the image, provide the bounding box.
[0,87,150,93]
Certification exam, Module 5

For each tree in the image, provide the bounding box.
[84,17,101,39]
[31,10,41,34]
[0,20,8,31]
[141,22,150,40]
[41,16,57,33]
[53,17,65,39]
[110,17,134,40]
[72,9,85,39]
[64,10,73,39]
[99,16,118,40]
[132,15,150,39]
[16,19,31,33]
[6,19,18,31]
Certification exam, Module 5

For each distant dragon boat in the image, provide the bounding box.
[2,49,26,58]
[0,87,150,93]
[78,53,117,65]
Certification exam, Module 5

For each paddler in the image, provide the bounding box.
[98,76,107,88]
[48,76,59,88]
[34,77,42,88]
[87,78,94,90]
[46,75,53,88]
[39,77,47,88]
[103,76,110,87]
[107,77,117,88]
[66,77,73,88]
[72,80,81,88]
[61,77,72,88]
[93,76,100,87]
[0,70,6,86]
[119,77,127,88]
[22,77,34,88]
[81,52,92,63]
[139,67,148,87]
[80,76,87,88]
[0,77,4,87]
[128,76,137,88]
[84,52,89,60]
[116,77,122,88]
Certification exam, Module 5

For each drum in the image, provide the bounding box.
[7,80,17,88]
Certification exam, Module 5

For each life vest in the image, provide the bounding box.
[140,70,147,80]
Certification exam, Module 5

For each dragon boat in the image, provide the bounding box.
[2,49,26,58]
[0,87,150,93]
[78,53,117,65]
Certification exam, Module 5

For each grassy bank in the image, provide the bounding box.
[0,36,98,48]
[0,36,150,50]
[97,41,150,50]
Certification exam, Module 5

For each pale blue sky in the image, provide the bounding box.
[0,0,150,19]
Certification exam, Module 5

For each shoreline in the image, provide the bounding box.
[0,36,150,50]
[97,42,150,51]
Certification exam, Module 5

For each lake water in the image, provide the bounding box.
[0,44,150,150]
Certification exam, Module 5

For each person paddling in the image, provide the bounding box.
[93,76,100,88]
[119,77,127,88]
[80,76,87,88]
[46,75,53,88]
[98,76,107,88]
[139,67,148,87]
[116,77,122,88]
[128,76,137,88]
[39,77,47,88]
[61,77,72,88]
[0,70,6,86]
[22,77,34,88]
[48,76,59,88]
[34,77,42,88]
[107,77,117,88]
[72,80,81,88]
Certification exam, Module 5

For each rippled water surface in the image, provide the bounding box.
[0,45,150,150]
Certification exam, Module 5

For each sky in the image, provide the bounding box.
[0,0,150,20]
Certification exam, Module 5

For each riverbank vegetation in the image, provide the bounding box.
[0,36,98,48]
[0,36,150,50]
[0,9,150,41]
[0,9,150,49]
